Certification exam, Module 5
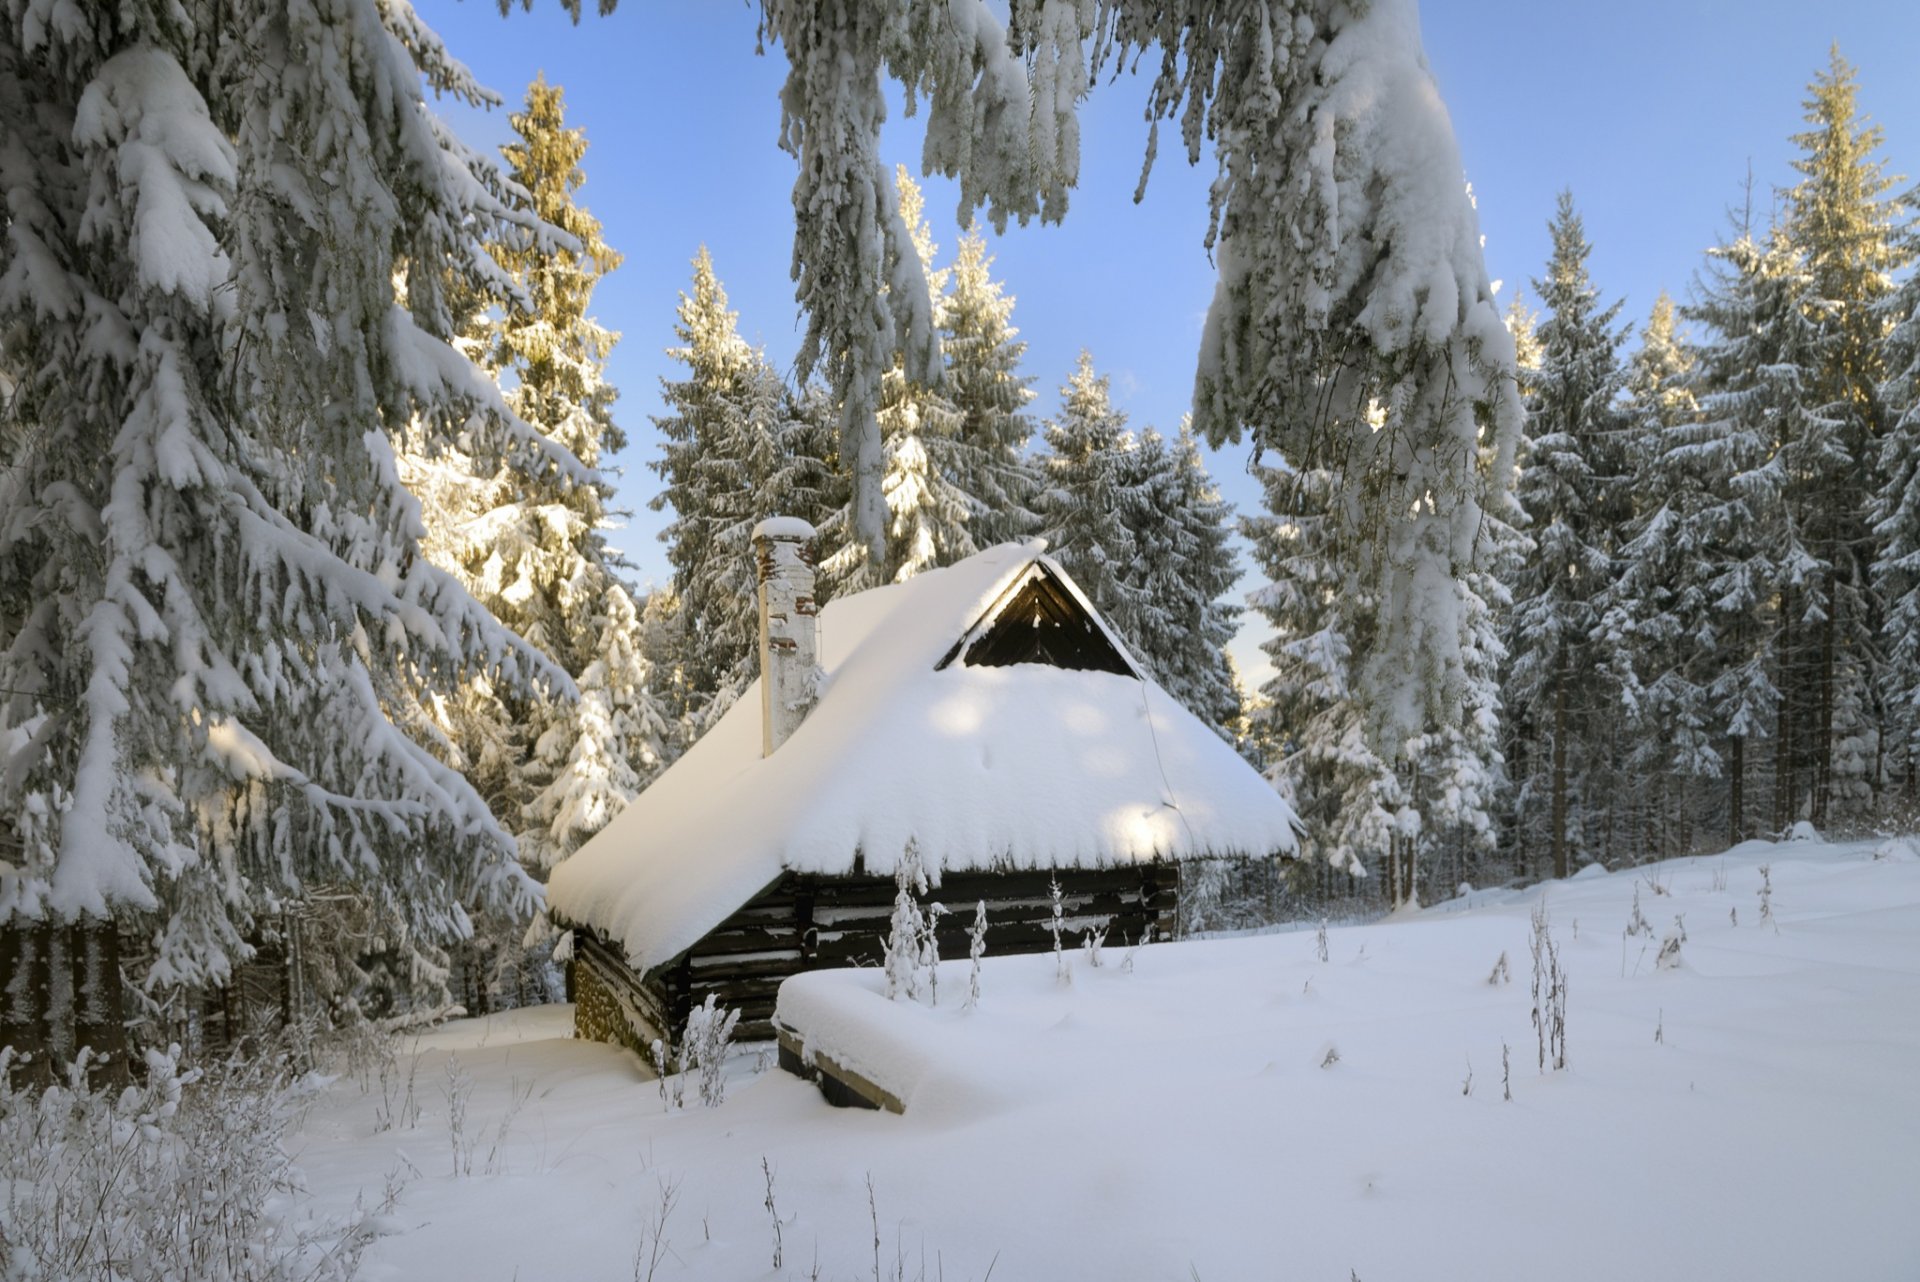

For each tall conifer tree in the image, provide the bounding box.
[652,250,841,705]
[940,223,1041,547]
[406,77,667,880]
[0,0,581,1067]
[1507,192,1630,878]
[1784,47,1910,822]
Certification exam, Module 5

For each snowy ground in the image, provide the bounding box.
[293,835,1920,1281]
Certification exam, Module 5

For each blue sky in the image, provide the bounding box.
[413,0,1919,676]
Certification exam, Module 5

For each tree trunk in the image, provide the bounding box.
[1730,736,1745,848]
[1813,575,1837,827]
[1775,602,1796,832]
[1,919,55,1088]
[71,917,130,1087]
[1551,671,1570,880]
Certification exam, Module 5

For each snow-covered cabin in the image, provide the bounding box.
[547,522,1298,1049]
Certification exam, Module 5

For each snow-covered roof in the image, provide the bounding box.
[547,543,1298,970]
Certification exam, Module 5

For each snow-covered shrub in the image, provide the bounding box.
[1870,835,1920,862]
[0,1044,392,1282]
[1316,918,1330,963]
[1757,863,1775,926]
[885,841,930,1000]
[647,996,741,1110]
[681,996,741,1108]
[1083,922,1107,968]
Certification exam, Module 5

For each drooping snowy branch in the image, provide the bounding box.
[758,0,1519,757]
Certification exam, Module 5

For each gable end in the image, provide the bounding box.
[936,562,1137,677]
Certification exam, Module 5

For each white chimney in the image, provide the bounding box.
[753,517,820,757]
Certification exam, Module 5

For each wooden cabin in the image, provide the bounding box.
[547,523,1298,1053]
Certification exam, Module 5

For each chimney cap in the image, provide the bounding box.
[752,516,817,543]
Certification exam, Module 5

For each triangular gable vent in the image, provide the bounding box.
[935,561,1138,677]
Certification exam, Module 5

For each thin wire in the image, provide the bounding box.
[1137,678,1199,855]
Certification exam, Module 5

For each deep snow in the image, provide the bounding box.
[294,834,1920,1280]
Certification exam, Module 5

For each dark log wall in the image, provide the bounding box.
[574,861,1181,1048]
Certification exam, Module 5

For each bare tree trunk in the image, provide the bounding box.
[72,917,129,1088]
[1813,578,1837,828]
[1,919,55,1088]
[1552,672,1570,881]
[1775,603,1796,832]
[1730,736,1745,847]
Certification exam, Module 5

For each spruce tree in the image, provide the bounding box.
[1507,192,1630,878]
[1120,423,1242,731]
[1243,458,1404,890]
[0,0,578,1068]
[407,76,667,877]
[1613,292,1717,856]
[653,251,843,703]
[940,223,1041,547]
[820,169,979,591]
[1783,47,1910,823]
[1685,223,1844,838]
[1874,262,1920,804]
[1037,352,1140,625]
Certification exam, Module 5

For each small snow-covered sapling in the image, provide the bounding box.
[1502,1041,1512,1101]
[1049,875,1067,981]
[1757,863,1775,928]
[885,841,930,1000]
[650,1038,675,1110]
[1461,1056,1474,1097]
[1120,924,1152,973]
[1316,918,1329,963]
[964,900,987,1010]
[920,900,946,1004]
[1487,950,1510,985]
[1654,1009,1665,1044]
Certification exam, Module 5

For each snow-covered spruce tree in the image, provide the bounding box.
[1244,455,1407,895]
[757,8,1522,774]
[1611,292,1717,857]
[820,169,979,591]
[940,222,1041,547]
[0,0,583,1075]
[1506,192,1631,879]
[651,247,758,697]
[1875,245,1920,809]
[1684,223,1843,838]
[1036,352,1141,630]
[1782,47,1911,825]
[407,76,666,878]
[652,248,842,706]
[1120,422,1242,732]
